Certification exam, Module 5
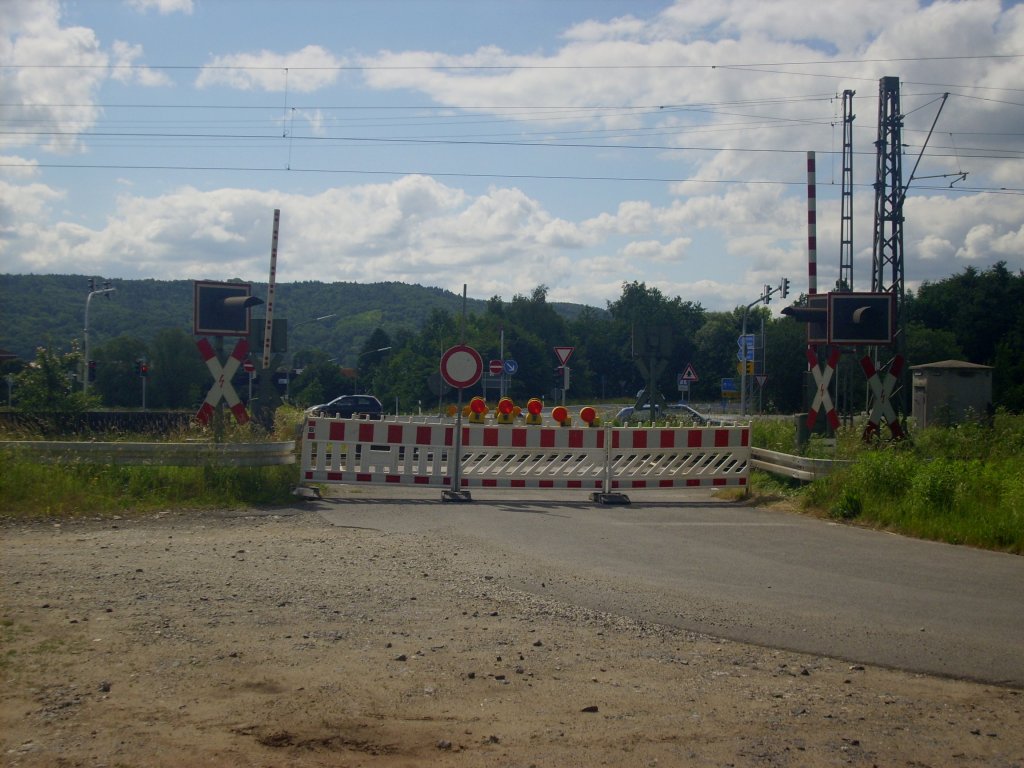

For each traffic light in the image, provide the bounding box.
[193,281,264,337]
[140,362,149,378]
[553,366,564,390]
[87,360,96,382]
[781,277,790,298]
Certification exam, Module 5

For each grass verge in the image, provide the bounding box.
[0,455,298,519]
[754,411,1024,555]
[0,408,304,520]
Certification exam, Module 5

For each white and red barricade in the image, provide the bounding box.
[301,418,750,493]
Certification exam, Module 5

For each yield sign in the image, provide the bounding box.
[806,347,840,431]
[860,355,905,440]
[196,337,250,425]
[553,346,574,366]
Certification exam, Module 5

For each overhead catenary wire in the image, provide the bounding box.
[3,56,1022,196]
[2,160,1019,194]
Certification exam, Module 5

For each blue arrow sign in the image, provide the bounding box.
[737,334,755,361]
[503,359,518,375]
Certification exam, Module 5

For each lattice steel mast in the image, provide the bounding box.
[839,89,855,293]
[871,76,907,425]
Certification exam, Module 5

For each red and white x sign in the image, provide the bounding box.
[806,347,841,431]
[196,337,250,426]
[860,354,904,440]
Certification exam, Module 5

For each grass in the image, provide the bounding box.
[0,408,303,520]
[754,411,1024,555]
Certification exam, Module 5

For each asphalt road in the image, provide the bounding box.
[312,486,1024,687]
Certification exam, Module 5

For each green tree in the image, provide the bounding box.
[763,314,810,414]
[93,335,148,408]
[148,328,210,409]
[505,286,567,349]
[608,281,705,402]
[694,311,741,403]
[15,342,94,413]
[905,322,963,368]
[291,350,349,407]
[357,328,392,396]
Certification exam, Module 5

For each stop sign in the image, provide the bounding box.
[489,359,503,375]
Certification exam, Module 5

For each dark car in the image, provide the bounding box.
[307,394,384,419]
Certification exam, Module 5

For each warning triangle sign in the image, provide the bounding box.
[682,363,699,382]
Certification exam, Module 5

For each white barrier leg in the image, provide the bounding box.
[591,426,630,505]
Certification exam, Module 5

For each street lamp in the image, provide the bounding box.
[354,346,391,394]
[83,278,116,396]
[286,313,337,400]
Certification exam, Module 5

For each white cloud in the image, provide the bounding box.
[196,45,346,93]
[0,178,66,269]
[563,15,647,43]
[0,0,107,152]
[110,40,172,86]
[622,236,691,263]
[0,155,39,179]
[917,234,954,262]
[125,0,194,14]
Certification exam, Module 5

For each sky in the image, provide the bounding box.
[1,0,1022,313]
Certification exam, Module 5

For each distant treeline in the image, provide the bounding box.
[2,263,1023,414]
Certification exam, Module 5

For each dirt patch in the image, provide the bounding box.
[2,510,1022,767]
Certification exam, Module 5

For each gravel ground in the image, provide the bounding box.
[2,508,1022,767]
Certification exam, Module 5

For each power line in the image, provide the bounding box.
[3,160,1019,193]
[4,127,1021,160]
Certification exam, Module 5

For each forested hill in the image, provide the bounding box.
[0,274,594,362]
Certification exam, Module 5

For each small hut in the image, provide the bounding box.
[910,360,993,428]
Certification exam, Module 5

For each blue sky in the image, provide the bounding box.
[2,0,1023,312]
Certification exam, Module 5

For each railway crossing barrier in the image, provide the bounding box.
[300,416,749,503]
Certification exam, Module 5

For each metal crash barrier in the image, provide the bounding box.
[300,416,749,504]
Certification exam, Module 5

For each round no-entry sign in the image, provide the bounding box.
[440,344,483,389]
[242,359,255,373]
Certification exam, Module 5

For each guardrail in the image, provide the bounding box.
[0,441,296,467]
[750,447,848,482]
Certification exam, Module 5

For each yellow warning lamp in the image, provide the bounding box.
[579,405,600,427]
[496,396,516,424]
[446,404,458,418]
[469,396,488,423]
[525,397,543,425]
[551,405,571,427]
